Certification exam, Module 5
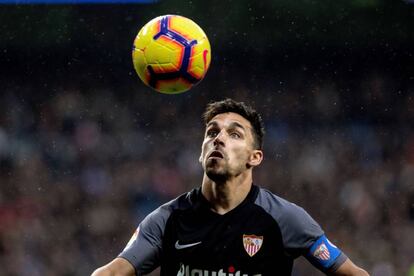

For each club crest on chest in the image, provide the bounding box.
[242,234,263,257]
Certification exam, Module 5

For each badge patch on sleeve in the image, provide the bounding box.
[313,242,330,260]
[307,235,342,269]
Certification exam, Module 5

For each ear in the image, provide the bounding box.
[199,154,203,164]
[247,149,263,167]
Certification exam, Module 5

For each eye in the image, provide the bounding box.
[206,130,218,138]
[230,132,241,139]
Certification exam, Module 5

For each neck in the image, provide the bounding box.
[201,171,253,215]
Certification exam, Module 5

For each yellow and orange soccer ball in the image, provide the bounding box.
[132,15,211,94]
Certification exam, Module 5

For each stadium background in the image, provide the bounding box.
[1,0,414,275]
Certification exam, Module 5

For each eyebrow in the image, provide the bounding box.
[206,121,246,132]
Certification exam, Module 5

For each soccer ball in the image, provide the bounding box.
[132,15,211,94]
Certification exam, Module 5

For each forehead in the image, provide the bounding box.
[206,112,252,130]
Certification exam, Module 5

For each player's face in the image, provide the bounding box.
[200,112,262,181]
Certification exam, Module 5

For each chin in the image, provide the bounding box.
[206,167,230,182]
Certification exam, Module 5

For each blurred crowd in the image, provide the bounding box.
[0,71,413,276]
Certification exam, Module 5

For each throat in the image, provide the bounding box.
[201,177,252,215]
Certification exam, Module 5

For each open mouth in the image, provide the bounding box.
[208,150,224,159]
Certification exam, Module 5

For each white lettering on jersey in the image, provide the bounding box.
[177,264,262,276]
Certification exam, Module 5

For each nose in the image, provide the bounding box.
[213,130,225,147]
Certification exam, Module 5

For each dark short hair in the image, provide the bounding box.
[202,98,265,149]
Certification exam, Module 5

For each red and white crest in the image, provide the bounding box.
[243,234,263,257]
[313,243,330,260]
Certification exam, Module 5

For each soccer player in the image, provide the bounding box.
[92,99,369,276]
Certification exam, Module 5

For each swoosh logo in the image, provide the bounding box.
[175,241,202,250]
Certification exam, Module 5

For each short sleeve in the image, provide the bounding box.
[254,188,324,257]
[119,203,172,275]
[305,234,348,272]
[276,201,324,256]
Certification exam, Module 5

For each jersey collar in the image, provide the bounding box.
[196,184,259,216]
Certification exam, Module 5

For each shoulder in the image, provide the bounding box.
[144,188,198,227]
[254,187,306,221]
[118,188,199,272]
[254,187,323,251]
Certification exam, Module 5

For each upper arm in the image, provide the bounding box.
[262,195,347,272]
[91,258,135,276]
[255,189,368,274]
[119,204,173,274]
[304,234,347,272]
[254,189,324,256]
[303,234,370,275]
[328,258,370,276]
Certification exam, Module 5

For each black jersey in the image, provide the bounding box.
[120,185,347,275]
